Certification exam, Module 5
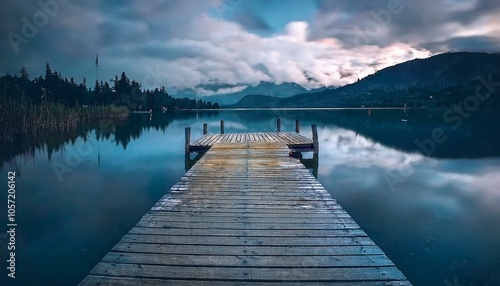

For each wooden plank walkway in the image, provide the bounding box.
[80,141,411,285]
[189,131,314,152]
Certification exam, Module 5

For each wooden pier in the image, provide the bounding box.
[185,120,318,155]
[80,123,412,285]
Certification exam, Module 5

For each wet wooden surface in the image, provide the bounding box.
[80,142,411,285]
[189,132,314,152]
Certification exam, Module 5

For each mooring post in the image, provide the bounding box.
[203,123,208,135]
[185,127,191,155]
[295,120,300,133]
[312,124,319,155]
[312,155,319,178]
[277,118,281,132]
[220,120,225,134]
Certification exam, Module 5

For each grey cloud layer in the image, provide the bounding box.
[1,0,498,93]
[312,0,500,50]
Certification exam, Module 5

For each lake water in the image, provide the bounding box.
[1,109,500,286]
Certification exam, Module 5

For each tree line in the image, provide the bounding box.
[0,63,219,110]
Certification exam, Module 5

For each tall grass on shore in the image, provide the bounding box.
[0,100,129,166]
[1,100,129,138]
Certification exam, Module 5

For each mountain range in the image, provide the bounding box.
[172,81,332,105]
[232,52,500,108]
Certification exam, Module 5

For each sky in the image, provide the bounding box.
[1,0,499,96]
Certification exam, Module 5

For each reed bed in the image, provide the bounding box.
[1,100,129,141]
[0,100,129,165]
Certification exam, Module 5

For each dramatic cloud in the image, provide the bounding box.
[231,10,272,31]
[311,0,500,50]
[0,0,498,95]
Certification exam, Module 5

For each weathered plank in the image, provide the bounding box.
[82,275,413,286]
[144,211,353,218]
[134,222,362,231]
[119,234,373,246]
[112,243,386,256]
[89,263,407,281]
[101,252,395,267]
[140,214,356,224]
[190,132,314,150]
[128,227,367,237]
[151,201,341,208]
[150,207,349,214]
[80,142,411,285]
[207,134,219,146]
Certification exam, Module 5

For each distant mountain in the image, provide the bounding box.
[343,51,500,90]
[172,81,331,105]
[231,94,282,108]
[235,52,500,108]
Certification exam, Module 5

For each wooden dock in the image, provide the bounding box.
[80,129,412,285]
[185,120,319,155]
[189,131,315,153]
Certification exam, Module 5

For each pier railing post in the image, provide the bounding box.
[277,118,281,132]
[203,123,208,135]
[295,120,300,133]
[312,155,319,178]
[185,127,191,155]
[312,124,319,155]
[220,120,225,134]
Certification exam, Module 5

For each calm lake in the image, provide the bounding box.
[1,109,500,286]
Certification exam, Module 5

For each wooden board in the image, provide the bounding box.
[81,276,413,286]
[190,132,314,152]
[79,142,411,285]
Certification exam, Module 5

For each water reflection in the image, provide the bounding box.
[1,109,499,286]
[0,111,220,170]
[317,127,425,175]
[311,111,500,286]
[2,108,500,168]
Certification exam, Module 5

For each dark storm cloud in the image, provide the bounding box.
[195,83,242,92]
[311,0,500,51]
[231,11,272,31]
[316,0,387,13]
[0,0,498,93]
[423,36,500,52]
[338,68,354,79]
[311,0,413,47]
[0,0,215,79]
[449,0,500,24]
[252,63,272,77]
[1,1,99,70]
[387,0,500,46]
[133,44,202,61]
[0,1,83,72]
[92,1,216,48]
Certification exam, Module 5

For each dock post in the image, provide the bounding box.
[277,118,281,132]
[295,120,300,133]
[185,127,191,155]
[312,155,319,178]
[220,120,225,134]
[203,123,208,135]
[312,124,319,155]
